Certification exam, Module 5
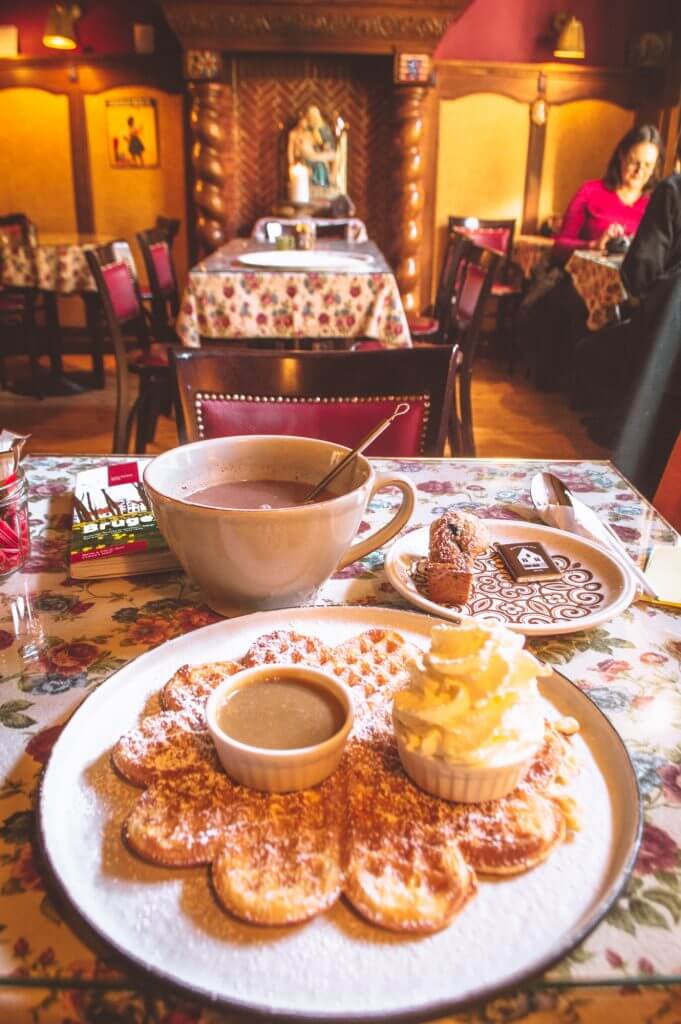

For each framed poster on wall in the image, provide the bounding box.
[106,98,159,169]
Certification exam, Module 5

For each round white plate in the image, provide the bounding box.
[39,607,640,1021]
[236,250,373,272]
[385,520,637,636]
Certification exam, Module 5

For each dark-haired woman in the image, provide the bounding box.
[553,124,663,263]
[518,124,664,389]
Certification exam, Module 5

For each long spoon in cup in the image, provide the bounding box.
[302,403,411,504]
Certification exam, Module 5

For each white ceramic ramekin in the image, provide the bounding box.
[206,663,354,793]
[393,718,535,803]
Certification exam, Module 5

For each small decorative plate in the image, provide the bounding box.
[236,250,373,272]
[384,520,637,636]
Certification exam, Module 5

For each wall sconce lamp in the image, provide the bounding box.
[553,13,585,60]
[43,3,81,51]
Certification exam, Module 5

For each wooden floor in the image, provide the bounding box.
[3,352,609,461]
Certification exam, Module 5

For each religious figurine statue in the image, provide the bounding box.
[287,105,347,202]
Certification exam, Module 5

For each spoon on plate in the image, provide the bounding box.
[302,403,411,504]
[530,471,657,599]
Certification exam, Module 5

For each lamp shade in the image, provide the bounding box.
[43,3,79,50]
[554,15,585,60]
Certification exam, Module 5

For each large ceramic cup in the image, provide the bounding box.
[144,435,416,613]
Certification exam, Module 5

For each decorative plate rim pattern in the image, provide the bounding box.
[384,521,638,636]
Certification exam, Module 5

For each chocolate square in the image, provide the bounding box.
[495,541,562,582]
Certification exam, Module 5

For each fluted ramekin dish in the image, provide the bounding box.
[206,663,354,793]
[393,715,536,803]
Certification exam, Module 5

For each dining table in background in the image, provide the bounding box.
[176,237,411,349]
[566,249,628,331]
[1,454,680,1023]
[0,233,134,395]
[512,233,556,280]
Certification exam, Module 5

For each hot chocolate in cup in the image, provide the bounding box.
[143,435,416,613]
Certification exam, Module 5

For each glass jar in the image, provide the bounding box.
[0,469,30,577]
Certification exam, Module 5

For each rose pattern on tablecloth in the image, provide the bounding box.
[566,251,628,331]
[512,237,555,280]
[176,267,411,347]
[0,456,679,1024]
[0,240,97,294]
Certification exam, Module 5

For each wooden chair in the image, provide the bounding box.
[172,344,459,455]
[0,214,44,393]
[448,216,524,369]
[136,228,180,343]
[448,242,501,456]
[407,230,470,344]
[154,216,181,251]
[85,247,172,453]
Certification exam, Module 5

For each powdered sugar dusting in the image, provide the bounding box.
[40,607,637,1018]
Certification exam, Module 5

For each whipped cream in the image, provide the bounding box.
[393,621,549,767]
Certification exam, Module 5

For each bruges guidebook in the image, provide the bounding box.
[69,460,179,579]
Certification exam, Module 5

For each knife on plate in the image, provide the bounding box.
[530,472,658,601]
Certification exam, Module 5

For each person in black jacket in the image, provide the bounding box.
[611,141,681,496]
[571,139,681,496]
[621,166,681,296]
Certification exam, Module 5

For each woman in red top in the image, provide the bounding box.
[553,124,663,263]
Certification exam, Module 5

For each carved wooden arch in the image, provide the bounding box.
[161,0,473,310]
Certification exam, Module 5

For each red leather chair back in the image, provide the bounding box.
[150,241,174,293]
[173,346,459,455]
[101,262,140,324]
[197,395,428,455]
[457,263,486,321]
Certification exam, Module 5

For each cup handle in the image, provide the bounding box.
[336,474,416,571]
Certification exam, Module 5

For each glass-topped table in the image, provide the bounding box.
[0,455,679,1023]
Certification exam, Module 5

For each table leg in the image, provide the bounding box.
[43,292,63,376]
[10,291,91,398]
[83,292,105,389]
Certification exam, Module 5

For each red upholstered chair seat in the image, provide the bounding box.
[406,314,439,335]
[197,395,429,455]
[129,344,170,371]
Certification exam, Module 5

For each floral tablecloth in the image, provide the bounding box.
[513,235,555,280]
[1,455,680,1024]
[566,250,628,331]
[0,235,133,295]
[176,238,411,348]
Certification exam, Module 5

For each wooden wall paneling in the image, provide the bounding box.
[522,117,547,235]
[68,91,95,234]
[0,54,185,252]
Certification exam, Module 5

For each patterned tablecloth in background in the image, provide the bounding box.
[513,234,555,280]
[566,250,628,331]
[0,234,133,295]
[1,455,680,1024]
[176,238,411,348]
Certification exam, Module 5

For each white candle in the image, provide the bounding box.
[289,162,310,204]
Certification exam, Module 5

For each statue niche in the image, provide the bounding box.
[286,104,348,206]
